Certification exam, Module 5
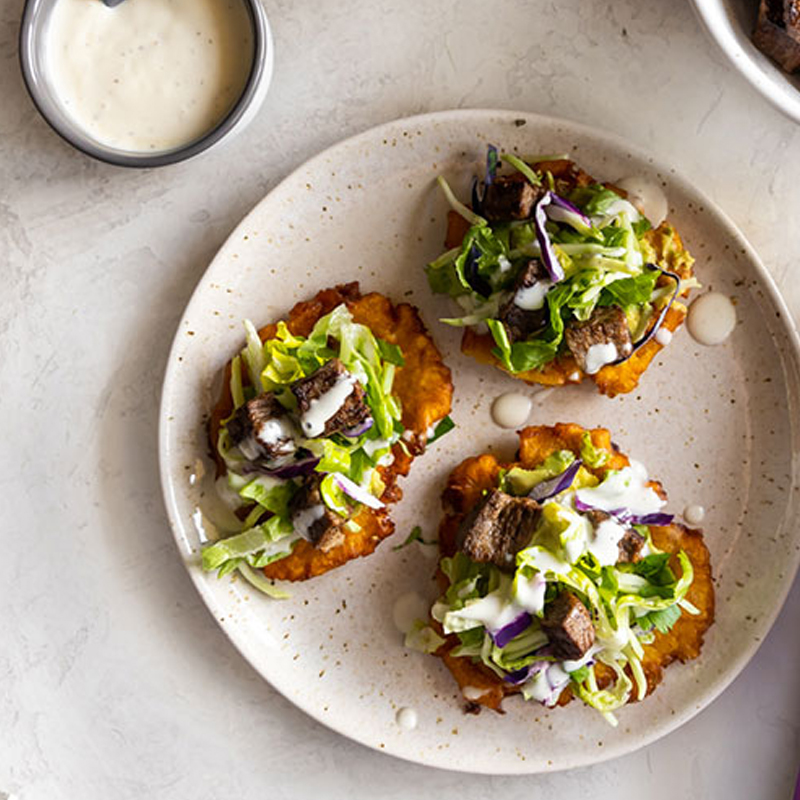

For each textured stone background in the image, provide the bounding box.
[1,0,798,797]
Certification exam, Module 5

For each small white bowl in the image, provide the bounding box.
[689,0,800,124]
[19,0,274,167]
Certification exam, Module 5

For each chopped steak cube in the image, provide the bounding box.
[787,0,800,39]
[482,175,545,221]
[541,591,595,660]
[291,358,372,438]
[290,476,346,553]
[754,0,800,71]
[497,258,551,343]
[617,528,646,563]
[586,509,645,564]
[458,489,541,572]
[226,393,296,462]
[564,306,632,374]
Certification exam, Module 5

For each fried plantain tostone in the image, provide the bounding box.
[434,423,715,712]
[443,159,696,398]
[209,282,453,582]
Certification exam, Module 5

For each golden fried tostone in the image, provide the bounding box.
[434,422,715,713]
[209,282,453,582]
[443,159,696,397]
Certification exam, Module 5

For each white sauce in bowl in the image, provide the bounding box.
[616,176,669,228]
[45,0,254,152]
[491,392,532,429]
[687,292,737,346]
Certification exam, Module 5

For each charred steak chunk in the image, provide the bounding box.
[497,258,551,343]
[482,175,546,222]
[289,476,346,553]
[564,306,632,374]
[458,489,541,572]
[291,358,372,438]
[226,393,296,462]
[586,509,646,564]
[541,590,595,660]
[754,0,800,71]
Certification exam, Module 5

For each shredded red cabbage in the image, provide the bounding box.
[342,418,373,438]
[574,496,674,526]
[611,264,681,366]
[528,458,582,501]
[544,193,592,229]
[242,455,320,479]
[504,659,548,685]
[489,611,532,649]
[534,193,565,282]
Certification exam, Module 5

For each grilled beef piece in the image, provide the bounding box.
[226,393,296,462]
[586,509,646,564]
[482,175,546,222]
[289,476,345,553]
[564,306,632,374]
[540,591,595,660]
[754,0,800,71]
[787,0,800,38]
[618,527,646,563]
[497,258,551,343]
[458,489,541,572]
[291,358,371,438]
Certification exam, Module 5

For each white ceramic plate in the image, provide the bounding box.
[690,0,800,124]
[159,109,800,774]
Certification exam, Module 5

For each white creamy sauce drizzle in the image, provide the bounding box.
[395,707,418,730]
[583,342,618,374]
[448,590,520,633]
[300,374,357,437]
[46,0,254,152]
[392,591,429,635]
[514,280,552,310]
[491,392,532,429]
[512,572,547,615]
[461,686,487,702]
[575,461,665,516]
[683,504,706,525]
[616,176,669,228]
[586,518,627,566]
[686,292,737,346]
[256,418,294,447]
[655,327,673,346]
[292,505,325,541]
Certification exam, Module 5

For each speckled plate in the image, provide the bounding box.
[159,109,800,774]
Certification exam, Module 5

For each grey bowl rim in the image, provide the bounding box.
[18,0,271,168]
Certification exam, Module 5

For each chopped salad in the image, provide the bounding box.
[413,434,699,725]
[426,146,699,377]
[201,302,451,596]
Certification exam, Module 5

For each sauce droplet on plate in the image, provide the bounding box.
[616,176,669,228]
[395,707,418,730]
[392,591,428,635]
[687,292,736,346]
[683,504,706,525]
[491,392,532,429]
